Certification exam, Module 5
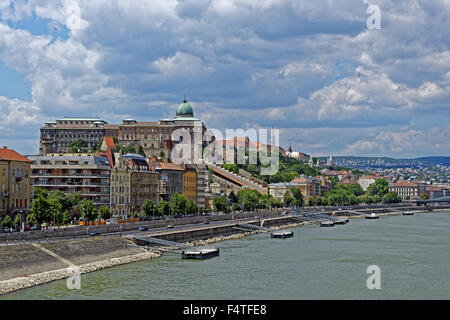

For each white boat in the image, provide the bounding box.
[365,213,379,219]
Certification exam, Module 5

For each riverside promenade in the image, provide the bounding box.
[1,203,449,296]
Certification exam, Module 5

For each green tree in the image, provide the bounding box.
[213,196,228,213]
[228,191,238,204]
[231,203,241,212]
[67,192,84,207]
[283,193,295,207]
[70,139,88,153]
[31,196,50,224]
[141,200,156,217]
[48,190,72,213]
[366,178,389,198]
[186,200,198,215]
[80,200,97,222]
[26,212,37,226]
[137,145,146,157]
[13,214,21,230]
[157,201,171,216]
[1,216,13,229]
[382,192,401,203]
[306,196,315,206]
[48,197,63,225]
[290,187,304,207]
[33,187,48,199]
[61,210,72,224]
[171,193,188,216]
[98,205,111,220]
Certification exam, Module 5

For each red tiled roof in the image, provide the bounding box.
[0,147,31,162]
[393,181,419,187]
[103,137,115,149]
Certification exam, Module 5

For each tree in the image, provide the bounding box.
[48,197,63,225]
[159,151,165,160]
[48,190,72,213]
[228,191,238,204]
[67,192,84,207]
[70,139,88,153]
[80,200,97,222]
[213,196,228,213]
[31,196,50,224]
[26,212,37,226]
[13,214,21,230]
[61,210,72,224]
[382,192,401,203]
[283,193,295,207]
[141,200,156,217]
[419,193,429,200]
[186,200,198,215]
[306,196,315,206]
[231,203,241,212]
[98,205,111,220]
[1,216,13,229]
[367,178,389,198]
[137,145,146,157]
[172,193,188,216]
[33,187,48,199]
[290,187,304,207]
[157,201,171,216]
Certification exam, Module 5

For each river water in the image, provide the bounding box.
[4,211,450,300]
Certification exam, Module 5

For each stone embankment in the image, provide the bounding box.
[0,237,160,296]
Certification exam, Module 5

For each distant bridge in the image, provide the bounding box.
[416,196,450,205]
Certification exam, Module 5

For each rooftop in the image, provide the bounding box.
[0,147,31,162]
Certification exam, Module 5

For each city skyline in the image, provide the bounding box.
[0,1,449,158]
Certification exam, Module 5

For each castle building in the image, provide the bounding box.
[39,117,119,154]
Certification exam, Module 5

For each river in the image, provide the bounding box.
[3,210,450,299]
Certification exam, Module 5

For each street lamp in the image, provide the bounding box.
[19,210,24,232]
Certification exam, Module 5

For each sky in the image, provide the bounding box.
[0,0,449,158]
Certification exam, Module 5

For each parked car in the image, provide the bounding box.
[138,226,149,231]
[203,220,210,224]
[89,230,101,236]
[30,225,41,231]
[166,224,174,228]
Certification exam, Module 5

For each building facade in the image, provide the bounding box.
[182,165,198,203]
[29,154,111,206]
[39,117,119,155]
[148,161,183,203]
[110,153,159,217]
[389,181,426,201]
[0,147,32,216]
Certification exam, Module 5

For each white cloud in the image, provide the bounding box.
[0,0,449,157]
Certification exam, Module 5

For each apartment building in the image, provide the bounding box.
[29,153,111,206]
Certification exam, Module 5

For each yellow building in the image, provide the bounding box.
[182,165,198,203]
[110,153,159,217]
[0,147,31,216]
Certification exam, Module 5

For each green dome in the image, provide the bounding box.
[176,100,194,118]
